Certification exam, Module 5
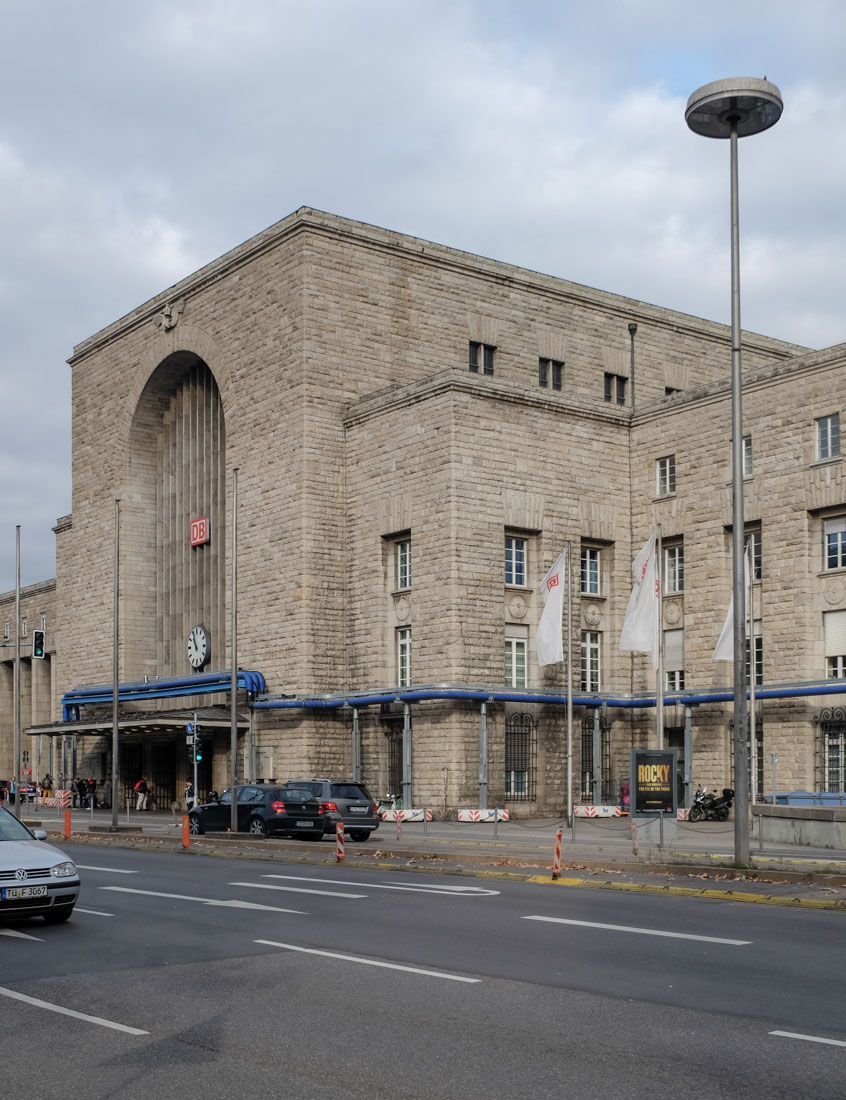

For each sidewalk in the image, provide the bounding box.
[24,804,846,910]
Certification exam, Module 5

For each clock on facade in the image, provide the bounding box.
[187,625,210,669]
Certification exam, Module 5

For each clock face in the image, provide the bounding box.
[187,625,210,669]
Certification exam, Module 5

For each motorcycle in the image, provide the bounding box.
[689,786,734,822]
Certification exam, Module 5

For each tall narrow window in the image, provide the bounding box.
[539,358,563,391]
[742,435,754,477]
[656,455,676,496]
[744,626,763,686]
[604,372,626,405]
[3,621,8,640]
[580,631,601,692]
[505,636,527,688]
[505,536,527,586]
[825,611,846,679]
[469,341,495,376]
[505,713,537,801]
[664,544,684,594]
[40,614,47,632]
[664,628,685,691]
[397,628,411,688]
[20,618,27,638]
[580,546,601,595]
[816,413,841,461]
[824,516,846,571]
[395,539,411,590]
[744,528,762,580]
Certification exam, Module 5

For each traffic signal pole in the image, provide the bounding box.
[193,711,199,805]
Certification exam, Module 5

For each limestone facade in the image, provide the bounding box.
[4,207,845,812]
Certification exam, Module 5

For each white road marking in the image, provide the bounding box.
[74,866,137,874]
[0,985,148,1035]
[0,928,43,940]
[261,874,499,896]
[770,1030,846,1048]
[100,886,306,914]
[522,915,751,945]
[255,939,481,982]
[75,908,114,916]
[231,881,366,898]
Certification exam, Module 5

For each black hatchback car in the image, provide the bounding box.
[188,785,325,839]
[282,778,379,841]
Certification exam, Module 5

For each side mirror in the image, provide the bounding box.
[33,829,47,840]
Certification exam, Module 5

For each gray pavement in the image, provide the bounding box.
[16,802,846,908]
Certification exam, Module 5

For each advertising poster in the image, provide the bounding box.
[630,749,677,816]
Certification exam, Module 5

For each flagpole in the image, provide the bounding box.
[656,524,663,750]
[747,542,756,805]
[565,541,573,825]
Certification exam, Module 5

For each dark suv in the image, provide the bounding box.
[282,779,379,841]
[188,784,325,840]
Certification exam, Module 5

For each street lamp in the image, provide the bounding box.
[685,78,782,866]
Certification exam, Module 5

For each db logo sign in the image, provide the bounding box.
[190,517,210,547]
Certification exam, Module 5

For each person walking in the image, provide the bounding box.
[76,775,87,809]
[184,779,196,812]
[134,776,149,811]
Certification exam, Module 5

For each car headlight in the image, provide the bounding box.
[51,861,77,878]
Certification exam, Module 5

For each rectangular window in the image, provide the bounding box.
[505,536,527,587]
[664,628,684,691]
[664,544,684,594]
[656,455,676,496]
[744,528,762,581]
[504,637,527,688]
[824,611,846,680]
[21,618,27,638]
[816,413,841,461]
[40,614,47,632]
[604,372,626,405]
[539,358,563,391]
[742,435,754,478]
[825,729,845,793]
[580,630,601,692]
[505,713,537,801]
[397,628,411,688]
[3,621,8,640]
[744,628,763,687]
[580,546,601,595]
[824,516,846,571]
[469,341,495,376]
[395,539,411,591]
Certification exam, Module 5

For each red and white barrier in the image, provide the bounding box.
[336,821,345,862]
[57,789,72,808]
[457,808,509,822]
[573,805,622,818]
[552,827,563,879]
[677,808,690,821]
[379,807,433,822]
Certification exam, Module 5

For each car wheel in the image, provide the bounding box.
[189,814,204,835]
[248,816,268,836]
[689,805,704,822]
[43,906,74,924]
[349,831,370,842]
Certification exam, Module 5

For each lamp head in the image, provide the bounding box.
[686,77,782,139]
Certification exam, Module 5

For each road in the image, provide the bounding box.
[1,844,844,1099]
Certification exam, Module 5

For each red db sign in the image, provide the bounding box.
[190,517,210,547]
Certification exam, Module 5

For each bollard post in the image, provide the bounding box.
[182,814,190,851]
[63,808,71,841]
[493,808,499,840]
[757,813,763,853]
[395,808,402,841]
[423,808,428,836]
[336,821,345,862]
[659,814,664,850]
[552,827,563,879]
[126,797,131,825]
[630,816,638,855]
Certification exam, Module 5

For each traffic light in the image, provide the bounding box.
[32,629,45,658]
[195,741,204,763]
[186,734,195,759]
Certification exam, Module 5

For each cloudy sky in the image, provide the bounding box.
[2,0,845,592]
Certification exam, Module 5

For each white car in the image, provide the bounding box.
[0,806,80,923]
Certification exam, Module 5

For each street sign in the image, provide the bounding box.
[186,723,194,734]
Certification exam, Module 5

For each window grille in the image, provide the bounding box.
[504,713,537,801]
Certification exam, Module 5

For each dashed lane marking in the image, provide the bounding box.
[0,928,43,940]
[0,985,148,1035]
[254,939,481,982]
[74,866,137,874]
[260,874,500,896]
[100,886,306,914]
[770,1030,846,1048]
[230,882,366,899]
[522,915,751,945]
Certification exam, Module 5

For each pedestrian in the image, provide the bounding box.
[134,776,149,811]
[184,779,196,812]
[76,775,87,809]
[43,773,53,797]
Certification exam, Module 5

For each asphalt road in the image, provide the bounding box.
[1,844,844,1099]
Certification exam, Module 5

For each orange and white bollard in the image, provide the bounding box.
[394,808,403,840]
[182,814,190,850]
[551,827,563,879]
[63,808,71,841]
[336,821,345,862]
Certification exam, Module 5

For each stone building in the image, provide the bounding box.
[4,207,846,814]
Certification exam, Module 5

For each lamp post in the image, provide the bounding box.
[685,78,782,866]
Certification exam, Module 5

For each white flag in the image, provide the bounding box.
[713,551,750,661]
[619,533,659,670]
[536,551,567,666]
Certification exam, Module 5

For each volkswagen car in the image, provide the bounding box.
[188,784,325,839]
[0,806,80,923]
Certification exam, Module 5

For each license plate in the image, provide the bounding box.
[349,806,366,813]
[295,821,313,828]
[2,885,48,899]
